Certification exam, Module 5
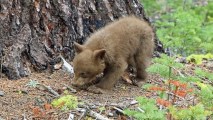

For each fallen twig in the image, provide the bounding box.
[77,108,87,120]
[88,109,110,120]
[39,84,60,97]
[63,84,77,93]
[77,106,110,120]
[22,112,27,120]
[67,112,75,120]
[113,107,124,114]
[137,107,145,113]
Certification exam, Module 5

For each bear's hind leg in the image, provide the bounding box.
[134,52,151,86]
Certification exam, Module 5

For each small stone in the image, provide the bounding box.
[0,91,4,96]
[175,57,187,63]
[108,112,114,117]
[0,116,5,120]
[130,100,138,105]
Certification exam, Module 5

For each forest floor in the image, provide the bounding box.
[0,61,212,120]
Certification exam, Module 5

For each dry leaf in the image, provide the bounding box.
[32,107,42,116]
[187,88,193,92]
[44,103,52,111]
[156,98,171,107]
[169,80,187,88]
[174,90,187,98]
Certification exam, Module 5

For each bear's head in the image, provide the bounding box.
[72,42,106,88]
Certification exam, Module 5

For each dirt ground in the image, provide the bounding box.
[0,69,160,120]
[0,61,212,120]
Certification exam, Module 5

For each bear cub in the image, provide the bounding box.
[72,16,155,93]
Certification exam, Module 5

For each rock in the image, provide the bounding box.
[108,112,114,117]
[175,57,187,63]
[130,100,138,105]
[0,90,4,96]
[0,116,5,120]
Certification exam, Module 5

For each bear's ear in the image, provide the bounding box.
[74,42,84,53]
[93,49,106,61]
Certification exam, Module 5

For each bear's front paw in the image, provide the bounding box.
[87,85,107,94]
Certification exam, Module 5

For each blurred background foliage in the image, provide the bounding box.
[141,0,213,56]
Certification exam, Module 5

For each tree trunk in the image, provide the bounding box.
[0,0,164,80]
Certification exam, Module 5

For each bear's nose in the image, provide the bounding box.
[71,84,78,88]
[71,79,78,86]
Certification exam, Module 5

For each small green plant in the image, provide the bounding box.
[169,103,212,120]
[156,7,205,55]
[139,0,213,119]
[124,97,166,120]
[187,53,213,64]
[146,54,191,102]
[125,55,213,120]
[98,106,106,113]
[196,82,213,110]
[51,95,78,111]
[140,0,164,16]
[195,68,213,81]
[147,54,183,79]
[26,80,40,88]
[142,0,213,56]
[146,54,213,119]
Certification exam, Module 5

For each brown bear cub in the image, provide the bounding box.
[72,16,155,93]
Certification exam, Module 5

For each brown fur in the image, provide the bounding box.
[72,16,155,93]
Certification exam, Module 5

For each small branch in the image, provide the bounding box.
[113,107,124,114]
[67,112,75,120]
[88,110,110,120]
[77,108,87,120]
[172,86,179,104]
[166,91,184,100]
[77,106,109,120]
[22,112,27,120]
[168,66,172,101]
[63,84,77,93]
[38,84,60,97]
[137,107,145,113]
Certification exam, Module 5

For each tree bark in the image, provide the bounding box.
[0,0,164,80]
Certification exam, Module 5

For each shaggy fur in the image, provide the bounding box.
[72,16,155,93]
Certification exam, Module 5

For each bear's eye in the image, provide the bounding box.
[80,72,88,78]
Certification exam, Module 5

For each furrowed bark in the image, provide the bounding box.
[0,0,164,80]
